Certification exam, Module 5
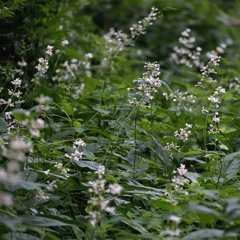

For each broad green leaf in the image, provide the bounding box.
[71,94,79,100]
[124,180,165,196]
[5,180,44,191]
[150,200,174,210]
[181,229,237,240]
[121,219,149,234]
[184,171,200,183]
[67,177,87,190]
[150,136,172,178]
[72,225,85,239]
[0,214,22,231]
[83,149,94,159]
[4,233,39,240]
[188,203,221,217]
[0,117,7,132]
[221,152,240,181]
[12,109,29,121]
[22,215,75,227]
[49,129,75,140]
[20,170,38,182]
[74,160,99,170]
[0,1,4,8]
[14,0,28,4]
[92,106,110,114]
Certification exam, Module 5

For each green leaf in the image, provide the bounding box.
[4,233,39,240]
[188,203,221,217]
[0,117,7,132]
[74,160,99,170]
[124,180,165,196]
[221,152,240,181]
[67,177,87,190]
[4,180,44,191]
[150,200,174,210]
[0,1,4,8]
[12,109,29,121]
[184,171,201,183]
[72,225,85,239]
[0,214,22,231]
[22,215,75,227]
[150,136,172,178]
[71,94,79,100]
[182,229,224,240]
[92,106,110,114]
[49,129,75,140]
[83,149,94,159]
[121,219,149,234]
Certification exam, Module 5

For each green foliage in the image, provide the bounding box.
[1,0,240,239]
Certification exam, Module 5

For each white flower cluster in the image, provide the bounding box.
[103,7,158,54]
[208,85,226,108]
[130,7,158,39]
[46,45,53,56]
[22,117,45,137]
[65,139,86,162]
[128,62,162,106]
[172,164,190,195]
[0,136,33,206]
[54,162,70,178]
[229,77,240,90]
[61,39,69,46]
[165,142,181,159]
[0,79,25,131]
[14,59,27,77]
[32,45,54,84]
[163,89,196,111]
[208,112,221,134]
[33,94,52,112]
[0,192,13,207]
[206,43,227,59]
[0,137,33,185]
[103,28,124,53]
[174,123,192,142]
[52,55,92,82]
[165,215,181,237]
[87,165,123,227]
[196,55,221,87]
[0,78,24,110]
[165,164,190,206]
[35,57,49,75]
[114,30,129,45]
[170,28,203,68]
[35,189,50,201]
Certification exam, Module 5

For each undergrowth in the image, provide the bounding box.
[1,0,240,239]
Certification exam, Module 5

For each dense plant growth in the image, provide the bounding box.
[1,0,240,239]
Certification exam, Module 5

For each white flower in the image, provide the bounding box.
[107,183,123,195]
[11,78,22,87]
[36,94,52,104]
[10,138,33,151]
[165,227,181,237]
[172,176,189,185]
[43,169,50,175]
[61,40,69,46]
[169,215,181,224]
[95,165,105,176]
[85,53,93,59]
[74,139,86,147]
[0,192,13,206]
[46,45,53,56]
[177,164,188,175]
[212,112,220,124]
[105,206,116,214]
